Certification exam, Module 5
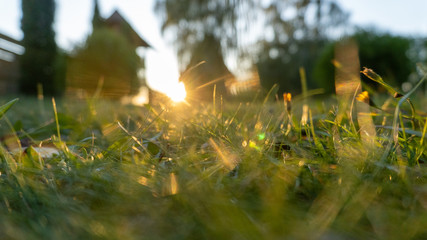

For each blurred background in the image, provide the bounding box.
[0,0,426,104]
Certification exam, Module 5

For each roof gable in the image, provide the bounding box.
[105,10,150,48]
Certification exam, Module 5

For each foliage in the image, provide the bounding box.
[261,0,348,43]
[314,30,415,94]
[154,0,254,66]
[313,42,336,94]
[20,0,59,96]
[53,50,68,96]
[256,0,348,96]
[67,28,141,98]
[155,0,256,99]
[91,0,104,30]
[155,0,350,98]
[257,39,323,95]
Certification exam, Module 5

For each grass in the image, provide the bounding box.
[0,82,426,239]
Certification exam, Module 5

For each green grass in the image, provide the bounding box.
[0,90,426,239]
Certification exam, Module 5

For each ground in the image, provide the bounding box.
[0,93,425,239]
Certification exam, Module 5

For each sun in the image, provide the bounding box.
[145,50,187,103]
[164,82,187,102]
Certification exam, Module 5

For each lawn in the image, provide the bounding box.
[0,84,426,239]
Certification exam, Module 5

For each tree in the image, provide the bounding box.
[92,0,104,29]
[256,0,348,96]
[67,28,141,99]
[313,30,414,94]
[181,34,233,101]
[67,2,146,99]
[20,0,58,96]
[154,0,256,100]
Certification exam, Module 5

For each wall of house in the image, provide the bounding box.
[0,52,20,95]
[0,34,22,95]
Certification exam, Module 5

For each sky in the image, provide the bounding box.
[1,0,427,94]
[336,0,427,36]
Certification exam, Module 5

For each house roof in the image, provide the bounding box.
[0,32,24,59]
[105,10,151,48]
[0,32,21,45]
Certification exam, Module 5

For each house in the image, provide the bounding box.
[104,10,150,49]
[66,3,151,100]
[0,32,24,95]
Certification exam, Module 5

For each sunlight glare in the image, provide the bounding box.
[146,50,186,102]
[164,82,187,102]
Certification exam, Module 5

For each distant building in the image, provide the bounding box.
[104,10,150,49]
[105,10,152,100]
[0,32,24,95]
[66,5,151,100]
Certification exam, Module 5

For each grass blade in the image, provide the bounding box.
[0,98,19,120]
[52,98,61,140]
[381,68,427,161]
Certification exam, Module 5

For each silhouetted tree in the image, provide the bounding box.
[20,0,58,96]
[154,0,256,100]
[92,0,104,30]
